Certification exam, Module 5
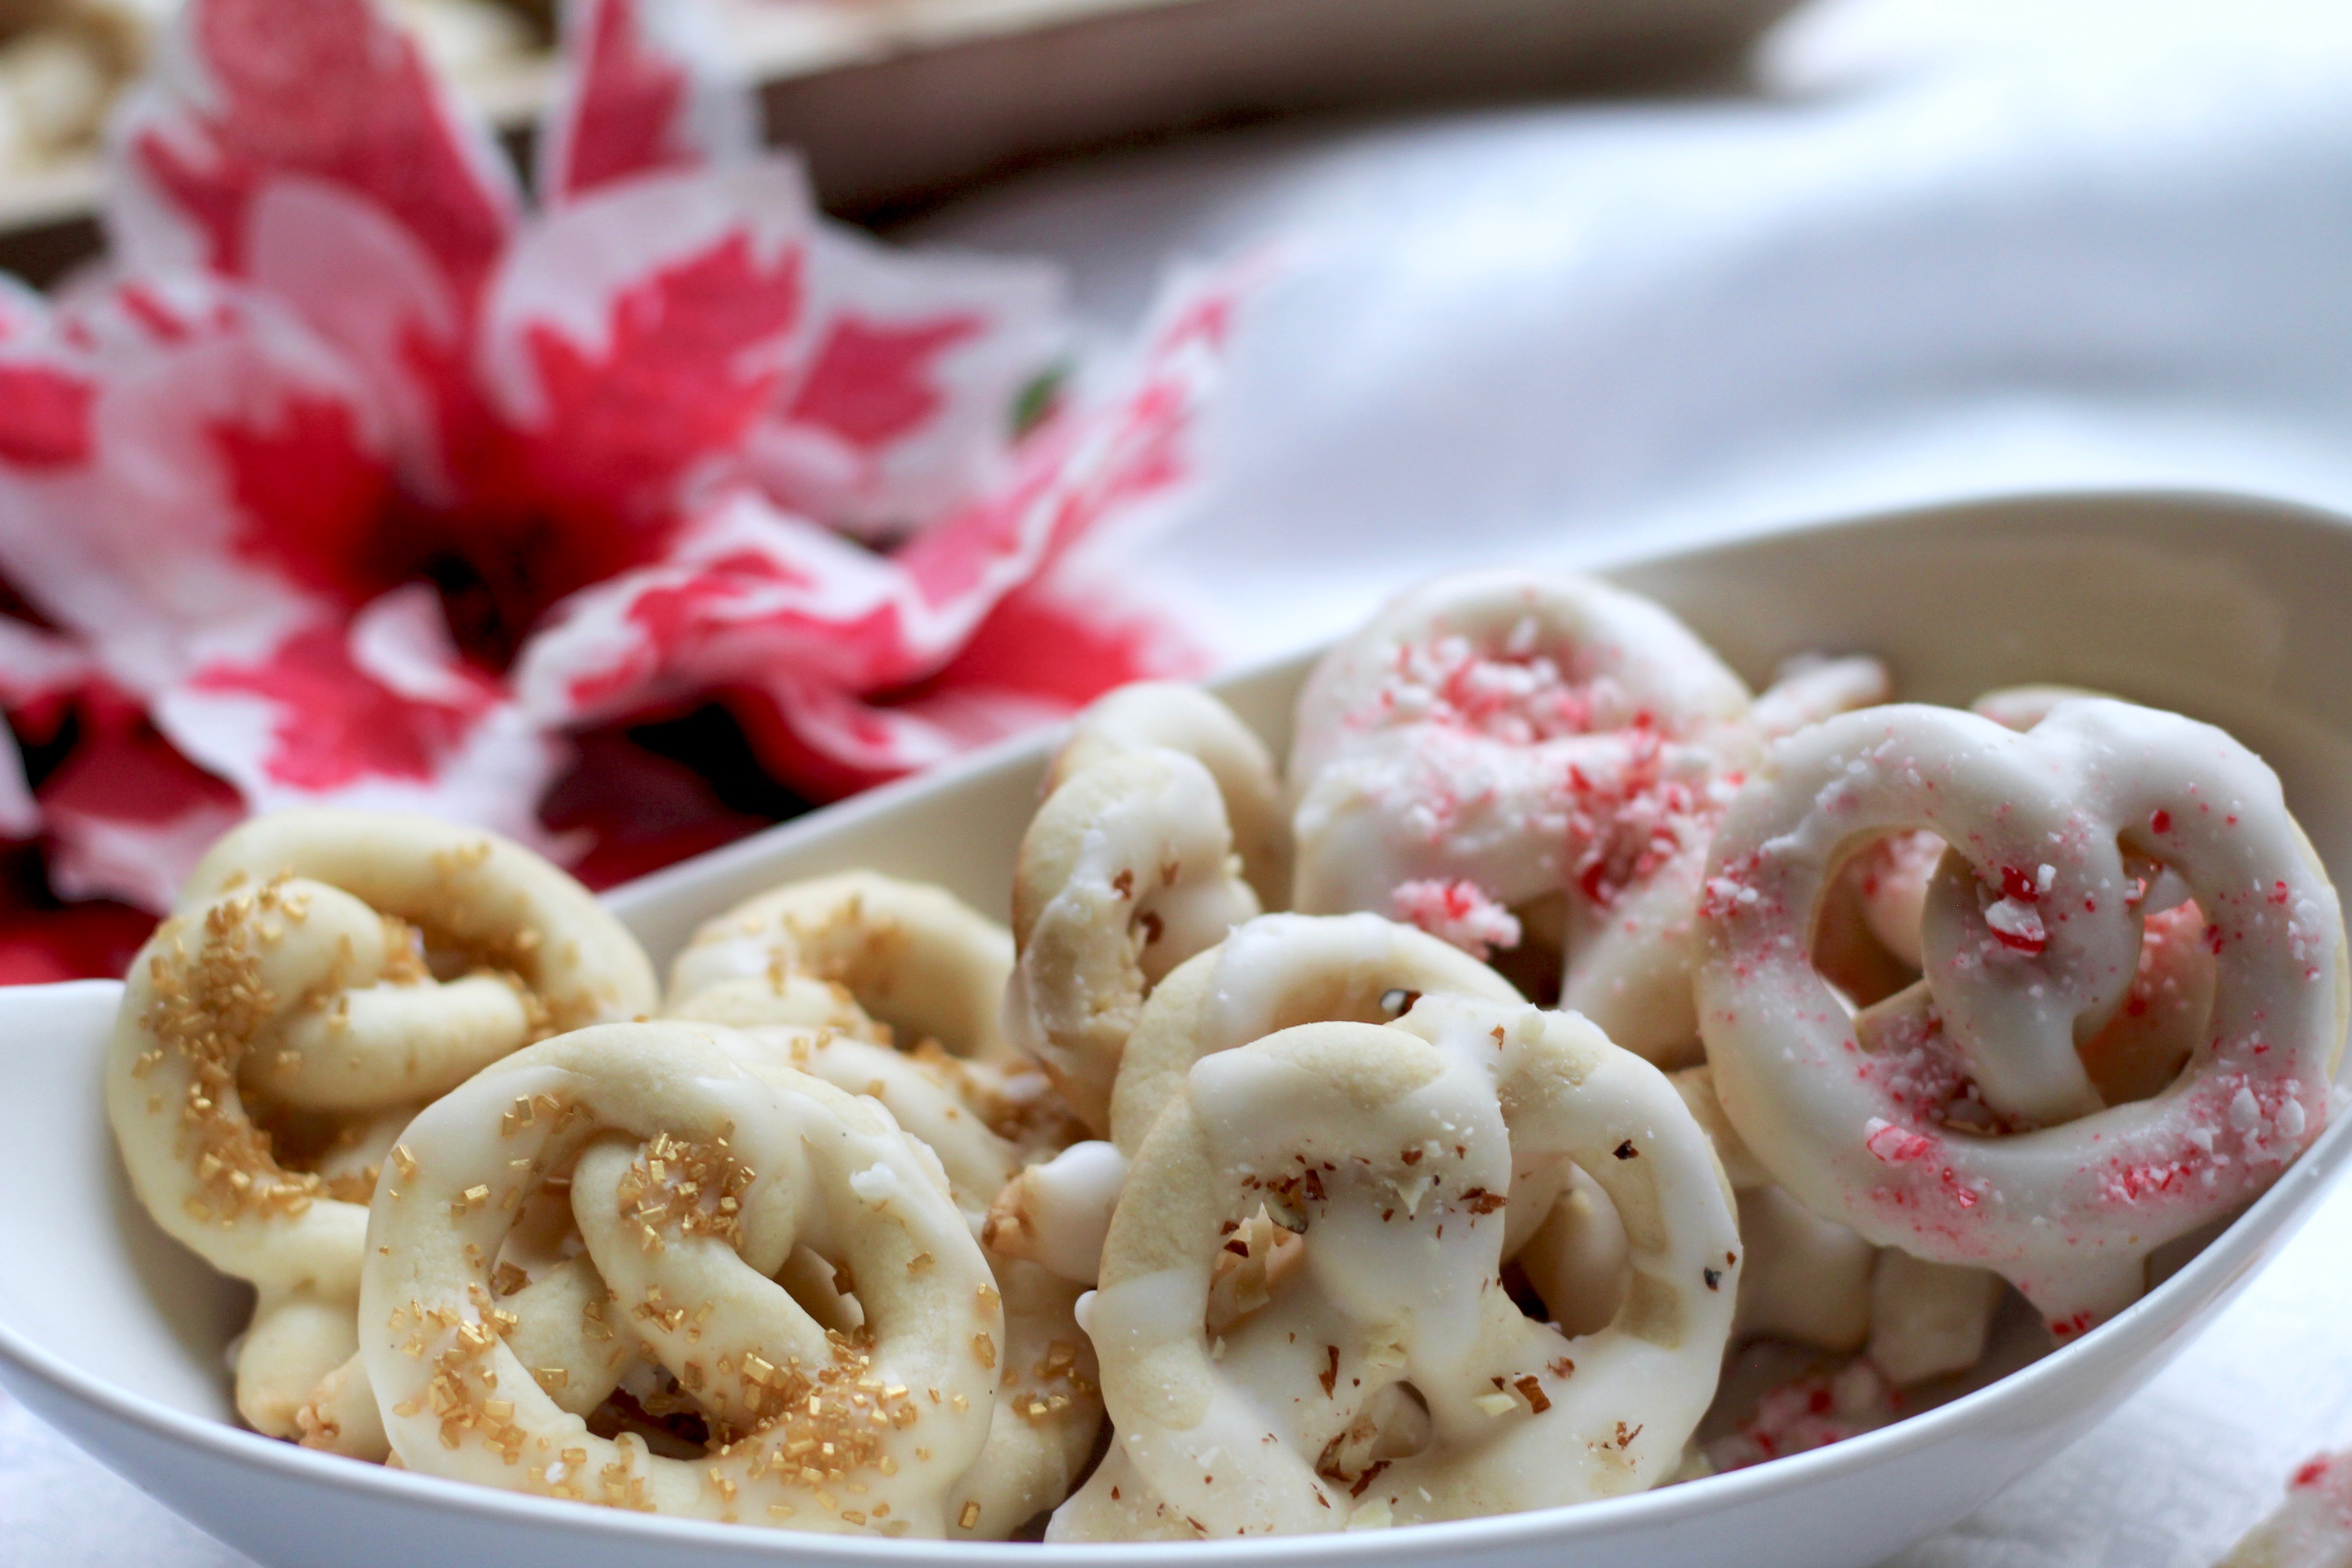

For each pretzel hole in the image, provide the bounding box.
[1505,1169,1630,1338]
[779,1246,867,1334]
[2073,897,2207,1107]
[1489,892,1566,1007]
[1816,833,1931,1009]
[487,1162,586,1285]
[589,1374,712,1458]
[1315,1379,1435,1490]
[239,1098,411,1204]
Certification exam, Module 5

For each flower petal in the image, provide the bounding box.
[467,161,815,596]
[156,585,564,849]
[510,261,1250,797]
[38,695,246,911]
[0,615,101,843]
[722,569,1207,799]
[0,864,158,984]
[750,225,1065,540]
[536,723,774,890]
[0,275,44,341]
[0,277,395,690]
[538,0,756,206]
[109,0,519,298]
[108,0,519,484]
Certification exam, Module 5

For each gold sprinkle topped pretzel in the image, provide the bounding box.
[104,808,656,1457]
[667,873,1102,1536]
[359,1021,998,1533]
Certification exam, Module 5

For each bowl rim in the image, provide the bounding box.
[10,482,2352,1562]
[9,980,2345,1563]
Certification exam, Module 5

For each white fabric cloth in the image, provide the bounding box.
[14,0,2352,1560]
[915,0,2352,663]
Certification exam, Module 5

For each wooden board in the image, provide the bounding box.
[0,0,1792,280]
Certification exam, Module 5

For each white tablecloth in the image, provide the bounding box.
[14,0,2352,1559]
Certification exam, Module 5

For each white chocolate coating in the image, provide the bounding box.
[1676,1070,1997,1372]
[360,1022,1000,1534]
[1108,911,1522,1157]
[985,1140,1129,1286]
[1047,681,1292,909]
[1696,699,2350,1329]
[1012,748,1261,1134]
[668,871,1016,1067]
[1288,568,1887,1067]
[1058,995,1740,1539]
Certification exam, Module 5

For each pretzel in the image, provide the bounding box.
[1044,681,1291,907]
[359,1021,1000,1533]
[668,876,1102,1535]
[104,809,656,1458]
[668,871,1019,1069]
[2218,1450,2352,1568]
[1010,690,1274,1133]
[1696,698,2349,1330]
[1055,994,1740,1539]
[1289,567,1885,1065]
[1109,911,1522,1157]
[1670,1065,1996,1382]
[985,912,1521,1294]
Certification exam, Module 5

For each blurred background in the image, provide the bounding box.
[9,0,2352,952]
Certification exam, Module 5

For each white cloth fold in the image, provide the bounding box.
[913,0,2352,665]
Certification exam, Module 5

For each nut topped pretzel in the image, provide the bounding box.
[360,1021,1000,1533]
[1010,684,1288,1134]
[1697,698,2349,1331]
[104,808,656,1457]
[1055,995,1740,1539]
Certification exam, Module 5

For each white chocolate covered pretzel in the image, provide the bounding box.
[669,871,1017,1068]
[1289,568,1884,1065]
[1045,681,1291,907]
[1010,686,1279,1132]
[360,1021,1000,1534]
[1056,995,1740,1539]
[990,912,1522,1294]
[105,809,655,1457]
[2217,1450,2352,1568]
[1696,699,2349,1330]
[667,875,1100,1535]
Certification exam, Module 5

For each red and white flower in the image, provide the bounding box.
[0,0,1238,976]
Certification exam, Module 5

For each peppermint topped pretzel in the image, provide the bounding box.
[1289,568,1884,1065]
[1695,699,2348,1330]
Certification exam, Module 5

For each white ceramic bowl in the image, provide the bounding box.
[5,489,2351,1568]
